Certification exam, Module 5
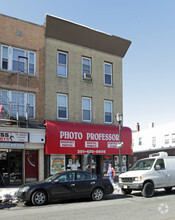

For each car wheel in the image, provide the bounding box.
[121,189,132,195]
[141,182,154,198]
[164,187,172,193]
[31,190,47,206]
[91,188,104,201]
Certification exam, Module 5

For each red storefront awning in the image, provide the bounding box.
[45,121,132,155]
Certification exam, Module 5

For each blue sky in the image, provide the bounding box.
[1,0,175,130]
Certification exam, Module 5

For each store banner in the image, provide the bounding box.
[45,121,132,155]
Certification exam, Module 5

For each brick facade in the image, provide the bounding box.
[0,14,45,125]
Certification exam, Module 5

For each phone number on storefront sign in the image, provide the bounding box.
[77,150,106,154]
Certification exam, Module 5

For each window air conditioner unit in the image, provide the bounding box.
[83,73,92,81]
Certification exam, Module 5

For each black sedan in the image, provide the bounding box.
[16,170,114,206]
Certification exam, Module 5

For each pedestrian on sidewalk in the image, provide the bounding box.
[107,164,116,186]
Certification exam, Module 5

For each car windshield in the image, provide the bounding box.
[130,159,155,171]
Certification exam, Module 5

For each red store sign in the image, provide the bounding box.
[45,121,132,155]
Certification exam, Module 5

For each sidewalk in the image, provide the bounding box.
[0,186,19,203]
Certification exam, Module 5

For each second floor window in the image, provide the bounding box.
[57,94,68,120]
[104,62,112,86]
[82,97,91,122]
[152,137,156,147]
[57,51,67,77]
[138,137,142,146]
[1,45,36,75]
[164,134,169,144]
[104,101,112,123]
[0,89,35,118]
[172,133,175,143]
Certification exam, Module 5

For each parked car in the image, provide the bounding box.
[16,170,114,205]
[119,152,175,197]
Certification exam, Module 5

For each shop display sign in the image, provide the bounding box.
[0,132,29,143]
[45,121,132,155]
[0,151,7,160]
[50,155,65,174]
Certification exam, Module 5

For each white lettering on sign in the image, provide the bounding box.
[86,133,119,141]
[108,142,118,148]
[59,131,119,142]
[85,141,98,148]
[60,140,75,147]
[60,131,83,140]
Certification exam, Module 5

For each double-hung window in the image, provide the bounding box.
[152,137,156,147]
[82,57,91,79]
[104,62,112,86]
[1,45,36,75]
[1,45,9,70]
[57,94,68,120]
[138,137,142,146]
[57,51,68,77]
[172,133,175,143]
[82,97,91,122]
[104,100,112,123]
[12,48,25,72]
[164,134,169,145]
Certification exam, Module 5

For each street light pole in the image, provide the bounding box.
[116,113,123,174]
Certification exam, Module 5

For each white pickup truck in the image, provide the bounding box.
[119,152,175,197]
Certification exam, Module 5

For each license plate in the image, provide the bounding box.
[123,185,128,189]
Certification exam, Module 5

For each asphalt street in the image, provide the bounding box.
[0,189,175,220]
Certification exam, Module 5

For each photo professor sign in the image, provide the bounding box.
[45,121,132,155]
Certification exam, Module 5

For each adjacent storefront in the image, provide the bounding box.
[45,121,132,177]
[0,128,45,186]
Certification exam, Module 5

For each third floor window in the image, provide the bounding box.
[57,51,68,77]
[104,62,112,86]
[82,57,91,80]
[1,45,36,75]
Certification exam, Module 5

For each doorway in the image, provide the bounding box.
[0,150,23,186]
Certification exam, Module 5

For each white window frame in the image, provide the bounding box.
[172,133,175,143]
[104,62,112,86]
[138,137,142,146]
[57,51,68,77]
[152,137,156,147]
[82,97,91,122]
[1,45,9,70]
[1,45,36,75]
[104,100,113,124]
[57,94,68,120]
[12,47,26,73]
[28,51,36,76]
[164,134,169,145]
[82,57,91,77]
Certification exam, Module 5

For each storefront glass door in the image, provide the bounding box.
[0,150,23,186]
[9,150,23,185]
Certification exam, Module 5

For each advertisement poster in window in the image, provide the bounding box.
[50,155,65,174]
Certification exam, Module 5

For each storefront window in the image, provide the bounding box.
[66,155,81,171]
[50,155,65,175]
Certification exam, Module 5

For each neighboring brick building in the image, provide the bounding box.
[0,14,45,186]
[44,15,132,178]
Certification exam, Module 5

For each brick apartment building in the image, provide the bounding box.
[0,14,45,186]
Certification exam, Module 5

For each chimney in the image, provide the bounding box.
[136,123,140,132]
